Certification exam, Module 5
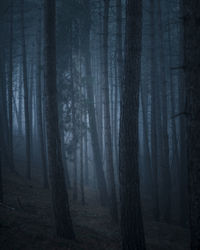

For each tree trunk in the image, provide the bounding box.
[20,0,31,179]
[37,15,49,189]
[80,94,85,205]
[157,0,171,222]
[8,0,15,171]
[115,0,122,170]
[150,0,160,221]
[69,23,78,201]
[44,0,75,239]
[184,0,200,248]
[178,0,188,226]
[82,0,108,206]
[140,83,153,194]
[84,88,89,186]
[103,0,118,223]
[119,0,146,249]
[18,65,23,136]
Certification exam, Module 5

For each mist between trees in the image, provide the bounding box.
[0,0,199,250]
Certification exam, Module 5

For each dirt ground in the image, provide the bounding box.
[0,169,190,250]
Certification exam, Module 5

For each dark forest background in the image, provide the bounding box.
[0,0,199,249]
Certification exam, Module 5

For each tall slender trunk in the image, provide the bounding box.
[166,3,180,220]
[97,1,104,161]
[119,0,146,249]
[83,0,108,206]
[29,56,34,152]
[150,0,160,221]
[140,84,153,193]
[80,91,85,205]
[184,0,200,248]
[0,50,9,166]
[0,54,4,203]
[115,0,122,170]
[103,0,118,223]
[20,0,31,179]
[69,23,78,201]
[0,147,2,202]
[18,65,23,136]
[8,0,15,171]
[44,0,75,239]
[37,16,48,188]
[178,0,188,226]
[84,88,89,186]
[157,0,171,222]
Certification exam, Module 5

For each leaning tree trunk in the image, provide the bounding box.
[184,0,200,249]
[44,0,75,239]
[103,0,118,223]
[119,0,146,249]
[20,0,31,179]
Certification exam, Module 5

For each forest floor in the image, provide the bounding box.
[0,168,190,250]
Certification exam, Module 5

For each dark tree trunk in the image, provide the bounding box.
[0,147,2,203]
[119,0,146,249]
[37,15,49,189]
[69,23,78,202]
[84,92,89,186]
[18,66,23,136]
[28,56,34,153]
[0,50,9,168]
[8,0,15,171]
[20,0,31,179]
[115,0,122,171]
[178,0,188,226]
[103,0,118,223]
[150,0,160,221]
[140,83,153,194]
[44,0,75,239]
[184,0,200,249]
[80,95,85,205]
[157,0,172,222]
